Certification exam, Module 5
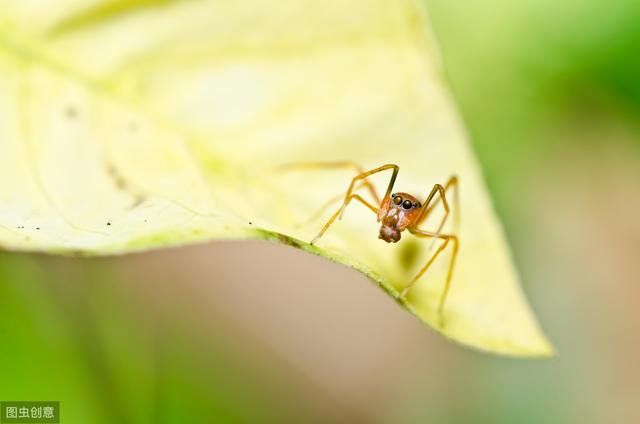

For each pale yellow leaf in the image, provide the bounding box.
[0,0,553,356]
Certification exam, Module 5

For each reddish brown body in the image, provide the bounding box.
[377,192,422,243]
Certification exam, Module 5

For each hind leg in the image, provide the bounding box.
[404,228,459,324]
[275,161,383,203]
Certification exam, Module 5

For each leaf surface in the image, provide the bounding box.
[0,0,553,356]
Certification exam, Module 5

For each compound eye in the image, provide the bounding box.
[402,200,413,209]
[393,195,403,205]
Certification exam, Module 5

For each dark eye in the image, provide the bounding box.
[414,202,421,208]
[393,195,403,205]
[402,200,413,209]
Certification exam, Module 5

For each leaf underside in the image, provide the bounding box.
[0,0,553,356]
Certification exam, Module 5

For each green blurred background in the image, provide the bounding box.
[1,0,639,422]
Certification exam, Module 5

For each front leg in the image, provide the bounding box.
[311,194,378,244]
[338,164,399,219]
[419,175,459,235]
[312,164,399,244]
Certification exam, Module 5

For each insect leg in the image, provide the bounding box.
[422,175,459,231]
[275,161,382,204]
[416,176,459,248]
[338,164,399,219]
[295,180,370,228]
[311,194,378,245]
[403,228,459,323]
[311,164,400,244]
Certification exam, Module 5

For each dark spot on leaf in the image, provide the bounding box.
[130,196,145,209]
[36,227,40,230]
[249,221,253,225]
[106,163,128,190]
[272,232,303,248]
[107,222,111,226]
[65,105,78,119]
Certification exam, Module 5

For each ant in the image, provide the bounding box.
[279,162,459,321]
